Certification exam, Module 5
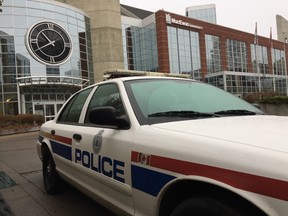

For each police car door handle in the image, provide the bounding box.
[51,130,55,135]
[73,134,82,141]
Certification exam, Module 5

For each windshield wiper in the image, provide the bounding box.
[148,111,217,118]
[214,109,256,116]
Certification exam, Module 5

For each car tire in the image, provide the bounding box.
[42,148,62,194]
[170,197,248,216]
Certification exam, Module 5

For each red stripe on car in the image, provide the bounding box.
[131,151,288,201]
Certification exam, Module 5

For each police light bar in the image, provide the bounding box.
[103,68,192,79]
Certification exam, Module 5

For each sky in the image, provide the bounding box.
[120,0,288,40]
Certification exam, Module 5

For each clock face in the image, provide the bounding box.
[26,21,72,66]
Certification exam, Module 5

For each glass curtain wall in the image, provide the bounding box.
[122,23,158,72]
[272,48,286,75]
[250,44,269,74]
[250,44,273,93]
[186,6,217,24]
[205,76,224,89]
[167,26,201,80]
[226,39,247,72]
[226,75,259,96]
[0,0,93,115]
[272,48,287,95]
[0,33,17,114]
[122,23,133,70]
[205,34,222,74]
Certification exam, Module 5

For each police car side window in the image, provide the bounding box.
[85,84,125,124]
[58,88,92,123]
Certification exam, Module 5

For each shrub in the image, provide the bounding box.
[0,114,45,129]
[242,92,281,104]
[258,96,288,104]
[242,93,259,103]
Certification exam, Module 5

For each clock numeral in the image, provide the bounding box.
[47,23,54,30]
[50,56,55,63]
[30,38,37,43]
[65,43,71,48]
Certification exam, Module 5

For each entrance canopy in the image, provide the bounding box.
[16,76,90,94]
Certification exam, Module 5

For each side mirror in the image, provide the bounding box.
[88,106,130,129]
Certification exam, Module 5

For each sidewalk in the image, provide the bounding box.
[0,132,115,216]
[0,132,50,216]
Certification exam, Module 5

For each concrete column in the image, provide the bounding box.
[57,0,124,83]
[276,15,288,42]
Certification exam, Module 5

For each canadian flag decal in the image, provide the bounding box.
[137,153,151,165]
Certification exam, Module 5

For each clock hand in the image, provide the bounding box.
[35,40,55,51]
[41,32,55,47]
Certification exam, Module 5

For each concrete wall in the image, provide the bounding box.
[276,15,288,42]
[57,0,124,83]
[259,103,288,116]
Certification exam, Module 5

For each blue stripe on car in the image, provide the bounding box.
[50,140,72,161]
[131,165,175,196]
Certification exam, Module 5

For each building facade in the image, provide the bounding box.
[0,0,93,120]
[121,8,288,97]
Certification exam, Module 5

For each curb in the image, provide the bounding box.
[0,127,40,136]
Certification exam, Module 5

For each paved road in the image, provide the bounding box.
[0,132,116,216]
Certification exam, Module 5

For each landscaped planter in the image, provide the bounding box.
[0,126,40,136]
[258,103,288,116]
[0,114,44,136]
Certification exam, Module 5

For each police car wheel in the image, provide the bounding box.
[170,197,246,216]
[42,149,61,194]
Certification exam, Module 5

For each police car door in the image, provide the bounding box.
[51,87,94,180]
[72,83,134,215]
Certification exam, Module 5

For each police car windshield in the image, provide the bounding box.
[124,78,263,125]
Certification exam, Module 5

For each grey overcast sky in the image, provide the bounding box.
[120,0,288,40]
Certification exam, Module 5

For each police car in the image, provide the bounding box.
[37,70,288,216]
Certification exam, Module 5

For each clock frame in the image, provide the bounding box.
[25,21,73,66]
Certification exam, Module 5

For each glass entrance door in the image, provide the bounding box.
[33,103,63,121]
[45,104,55,121]
[34,104,44,116]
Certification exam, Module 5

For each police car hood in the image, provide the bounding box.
[152,115,288,152]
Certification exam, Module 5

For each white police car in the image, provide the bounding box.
[37,72,288,216]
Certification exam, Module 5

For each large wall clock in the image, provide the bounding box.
[25,21,73,66]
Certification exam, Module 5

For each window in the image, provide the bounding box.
[167,26,201,79]
[205,34,222,73]
[122,23,158,72]
[272,48,286,76]
[250,44,269,74]
[226,39,247,72]
[57,87,92,123]
[85,84,125,123]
